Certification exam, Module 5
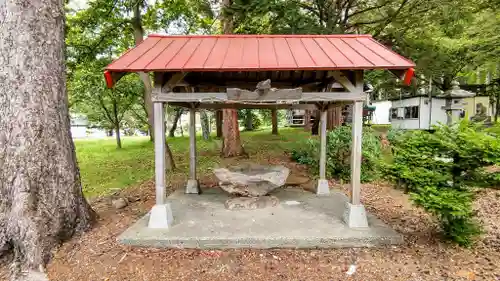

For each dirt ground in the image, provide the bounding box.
[1,158,500,281]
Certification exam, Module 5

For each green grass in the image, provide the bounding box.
[75,128,311,198]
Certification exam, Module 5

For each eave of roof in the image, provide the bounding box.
[104,34,416,87]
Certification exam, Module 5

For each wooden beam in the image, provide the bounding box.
[162,72,188,92]
[328,71,356,93]
[168,102,319,110]
[152,91,367,103]
[226,87,302,101]
[152,92,228,102]
[354,70,364,92]
[180,80,325,90]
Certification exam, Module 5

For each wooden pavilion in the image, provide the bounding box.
[104,34,415,229]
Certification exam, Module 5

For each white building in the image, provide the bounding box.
[70,114,107,139]
[370,81,495,130]
[370,100,391,125]
[372,95,493,130]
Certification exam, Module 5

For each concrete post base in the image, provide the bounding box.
[185,179,200,194]
[316,179,330,195]
[148,204,174,229]
[343,202,369,228]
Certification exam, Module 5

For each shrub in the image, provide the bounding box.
[474,170,500,189]
[290,138,318,167]
[386,119,500,246]
[386,127,406,144]
[291,125,382,182]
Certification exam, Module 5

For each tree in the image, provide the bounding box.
[69,61,142,148]
[221,0,246,157]
[124,101,151,135]
[230,0,491,100]
[168,107,184,137]
[131,0,155,142]
[65,0,214,168]
[242,109,254,131]
[200,110,211,140]
[271,109,279,135]
[230,0,436,35]
[127,0,214,142]
[0,0,95,278]
[303,110,312,131]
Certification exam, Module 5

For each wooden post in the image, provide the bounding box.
[319,109,327,179]
[186,107,200,194]
[316,107,329,195]
[189,108,197,180]
[350,101,363,205]
[215,110,223,137]
[343,70,368,228]
[148,102,173,229]
[154,102,166,205]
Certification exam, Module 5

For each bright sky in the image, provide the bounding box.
[68,0,88,10]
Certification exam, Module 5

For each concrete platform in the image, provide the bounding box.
[118,188,403,248]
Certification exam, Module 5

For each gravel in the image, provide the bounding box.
[2,172,500,280]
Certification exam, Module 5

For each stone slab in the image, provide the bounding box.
[119,188,403,249]
[224,196,279,210]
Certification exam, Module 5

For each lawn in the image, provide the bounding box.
[75,128,312,198]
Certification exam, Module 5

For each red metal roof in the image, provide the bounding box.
[105,34,415,72]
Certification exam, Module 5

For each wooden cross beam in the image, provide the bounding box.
[327,71,356,93]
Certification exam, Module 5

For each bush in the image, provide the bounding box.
[291,125,382,182]
[290,138,318,166]
[386,120,500,246]
[386,127,405,144]
[238,109,262,130]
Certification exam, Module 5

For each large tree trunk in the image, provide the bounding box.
[215,110,223,138]
[222,109,246,157]
[221,0,245,157]
[132,2,154,140]
[201,110,210,140]
[132,3,175,170]
[271,109,278,135]
[0,1,95,278]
